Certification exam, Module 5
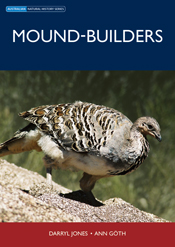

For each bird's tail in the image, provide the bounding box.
[0,123,42,157]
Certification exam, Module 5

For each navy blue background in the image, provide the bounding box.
[0,0,174,70]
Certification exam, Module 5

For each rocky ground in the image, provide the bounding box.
[0,159,168,222]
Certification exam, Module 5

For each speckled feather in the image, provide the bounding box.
[19,101,131,156]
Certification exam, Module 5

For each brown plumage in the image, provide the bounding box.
[0,101,161,205]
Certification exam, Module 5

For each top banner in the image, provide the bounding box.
[0,0,174,70]
[6,6,66,12]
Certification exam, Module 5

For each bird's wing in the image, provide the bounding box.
[19,102,131,153]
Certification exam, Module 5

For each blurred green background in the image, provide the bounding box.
[0,71,174,221]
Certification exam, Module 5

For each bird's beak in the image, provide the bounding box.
[155,133,162,142]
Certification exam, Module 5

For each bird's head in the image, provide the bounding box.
[135,116,162,142]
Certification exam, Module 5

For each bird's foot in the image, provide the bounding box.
[85,191,104,206]
[60,190,104,207]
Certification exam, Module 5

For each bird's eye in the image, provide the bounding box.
[147,124,153,130]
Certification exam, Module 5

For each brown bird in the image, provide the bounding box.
[0,101,161,205]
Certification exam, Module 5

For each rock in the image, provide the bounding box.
[0,159,168,222]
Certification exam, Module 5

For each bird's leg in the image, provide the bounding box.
[46,167,52,186]
[79,172,103,206]
[43,155,53,186]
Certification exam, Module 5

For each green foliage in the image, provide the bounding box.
[0,71,174,221]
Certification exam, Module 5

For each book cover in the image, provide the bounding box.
[0,1,174,246]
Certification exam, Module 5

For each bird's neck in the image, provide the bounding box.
[127,127,150,165]
[116,132,150,175]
